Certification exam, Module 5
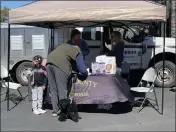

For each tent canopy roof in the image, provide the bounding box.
[9,1,166,28]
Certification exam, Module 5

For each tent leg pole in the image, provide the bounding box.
[50,28,53,50]
[161,21,166,115]
[153,23,156,68]
[52,28,55,49]
[50,28,54,51]
[7,23,11,111]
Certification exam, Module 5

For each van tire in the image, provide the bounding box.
[154,61,176,88]
[16,62,33,86]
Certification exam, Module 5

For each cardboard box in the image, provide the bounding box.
[105,56,116,75]
[96,55,107,63]
[99,62,106,75]
[91,62,100,74]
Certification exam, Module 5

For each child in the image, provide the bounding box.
[30,55,47,115]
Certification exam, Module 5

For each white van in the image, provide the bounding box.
[2,23,175,88]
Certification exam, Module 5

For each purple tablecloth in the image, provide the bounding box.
[72,74,134,104]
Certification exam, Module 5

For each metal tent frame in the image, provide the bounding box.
[6,7,166,116]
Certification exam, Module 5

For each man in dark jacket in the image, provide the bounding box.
[46,44,88,117]
[67,29,89,58]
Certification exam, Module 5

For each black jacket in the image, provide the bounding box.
[29,65,47,87]
[107,41,125,68]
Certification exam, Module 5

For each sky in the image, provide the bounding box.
[1,1,34,9]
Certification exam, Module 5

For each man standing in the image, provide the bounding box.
[108,31,125,69]
[67,29,89,58]
[46,44,88,117]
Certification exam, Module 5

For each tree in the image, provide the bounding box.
[150,0,165,5]
[0,7,10,23]
[151,0,176,37]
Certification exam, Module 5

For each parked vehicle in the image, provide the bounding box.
[73,25,176,88]
[1,23,51,85]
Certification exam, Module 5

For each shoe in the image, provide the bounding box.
[38,108,46,114]
[52,110,61,117]
[52,112,57,117]
[33,110,41,115]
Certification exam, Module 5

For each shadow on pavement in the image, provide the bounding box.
[43,102,133,115]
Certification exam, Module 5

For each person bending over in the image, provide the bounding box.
[46,44,88,117]
[67,29,89,58]
[29,55,47,115]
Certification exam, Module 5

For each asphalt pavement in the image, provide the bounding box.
[1,85,175,131]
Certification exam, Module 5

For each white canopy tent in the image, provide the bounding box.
[7,1,166,114]
[9,1,166,28]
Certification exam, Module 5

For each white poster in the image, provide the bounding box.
[10,35,23,51]
[32,35,45,50]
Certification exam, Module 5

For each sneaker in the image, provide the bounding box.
[52,112,58,117]
[33,110,41,115]
[52,110,61,117]
[38,108,46,114]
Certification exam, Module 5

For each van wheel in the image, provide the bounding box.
[16,62,33,86]
[154,61,176,88]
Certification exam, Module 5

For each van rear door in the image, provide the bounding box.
[4,27,25,68]
[24,27,50,59]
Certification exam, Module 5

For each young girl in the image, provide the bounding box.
[30,55,47,115]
